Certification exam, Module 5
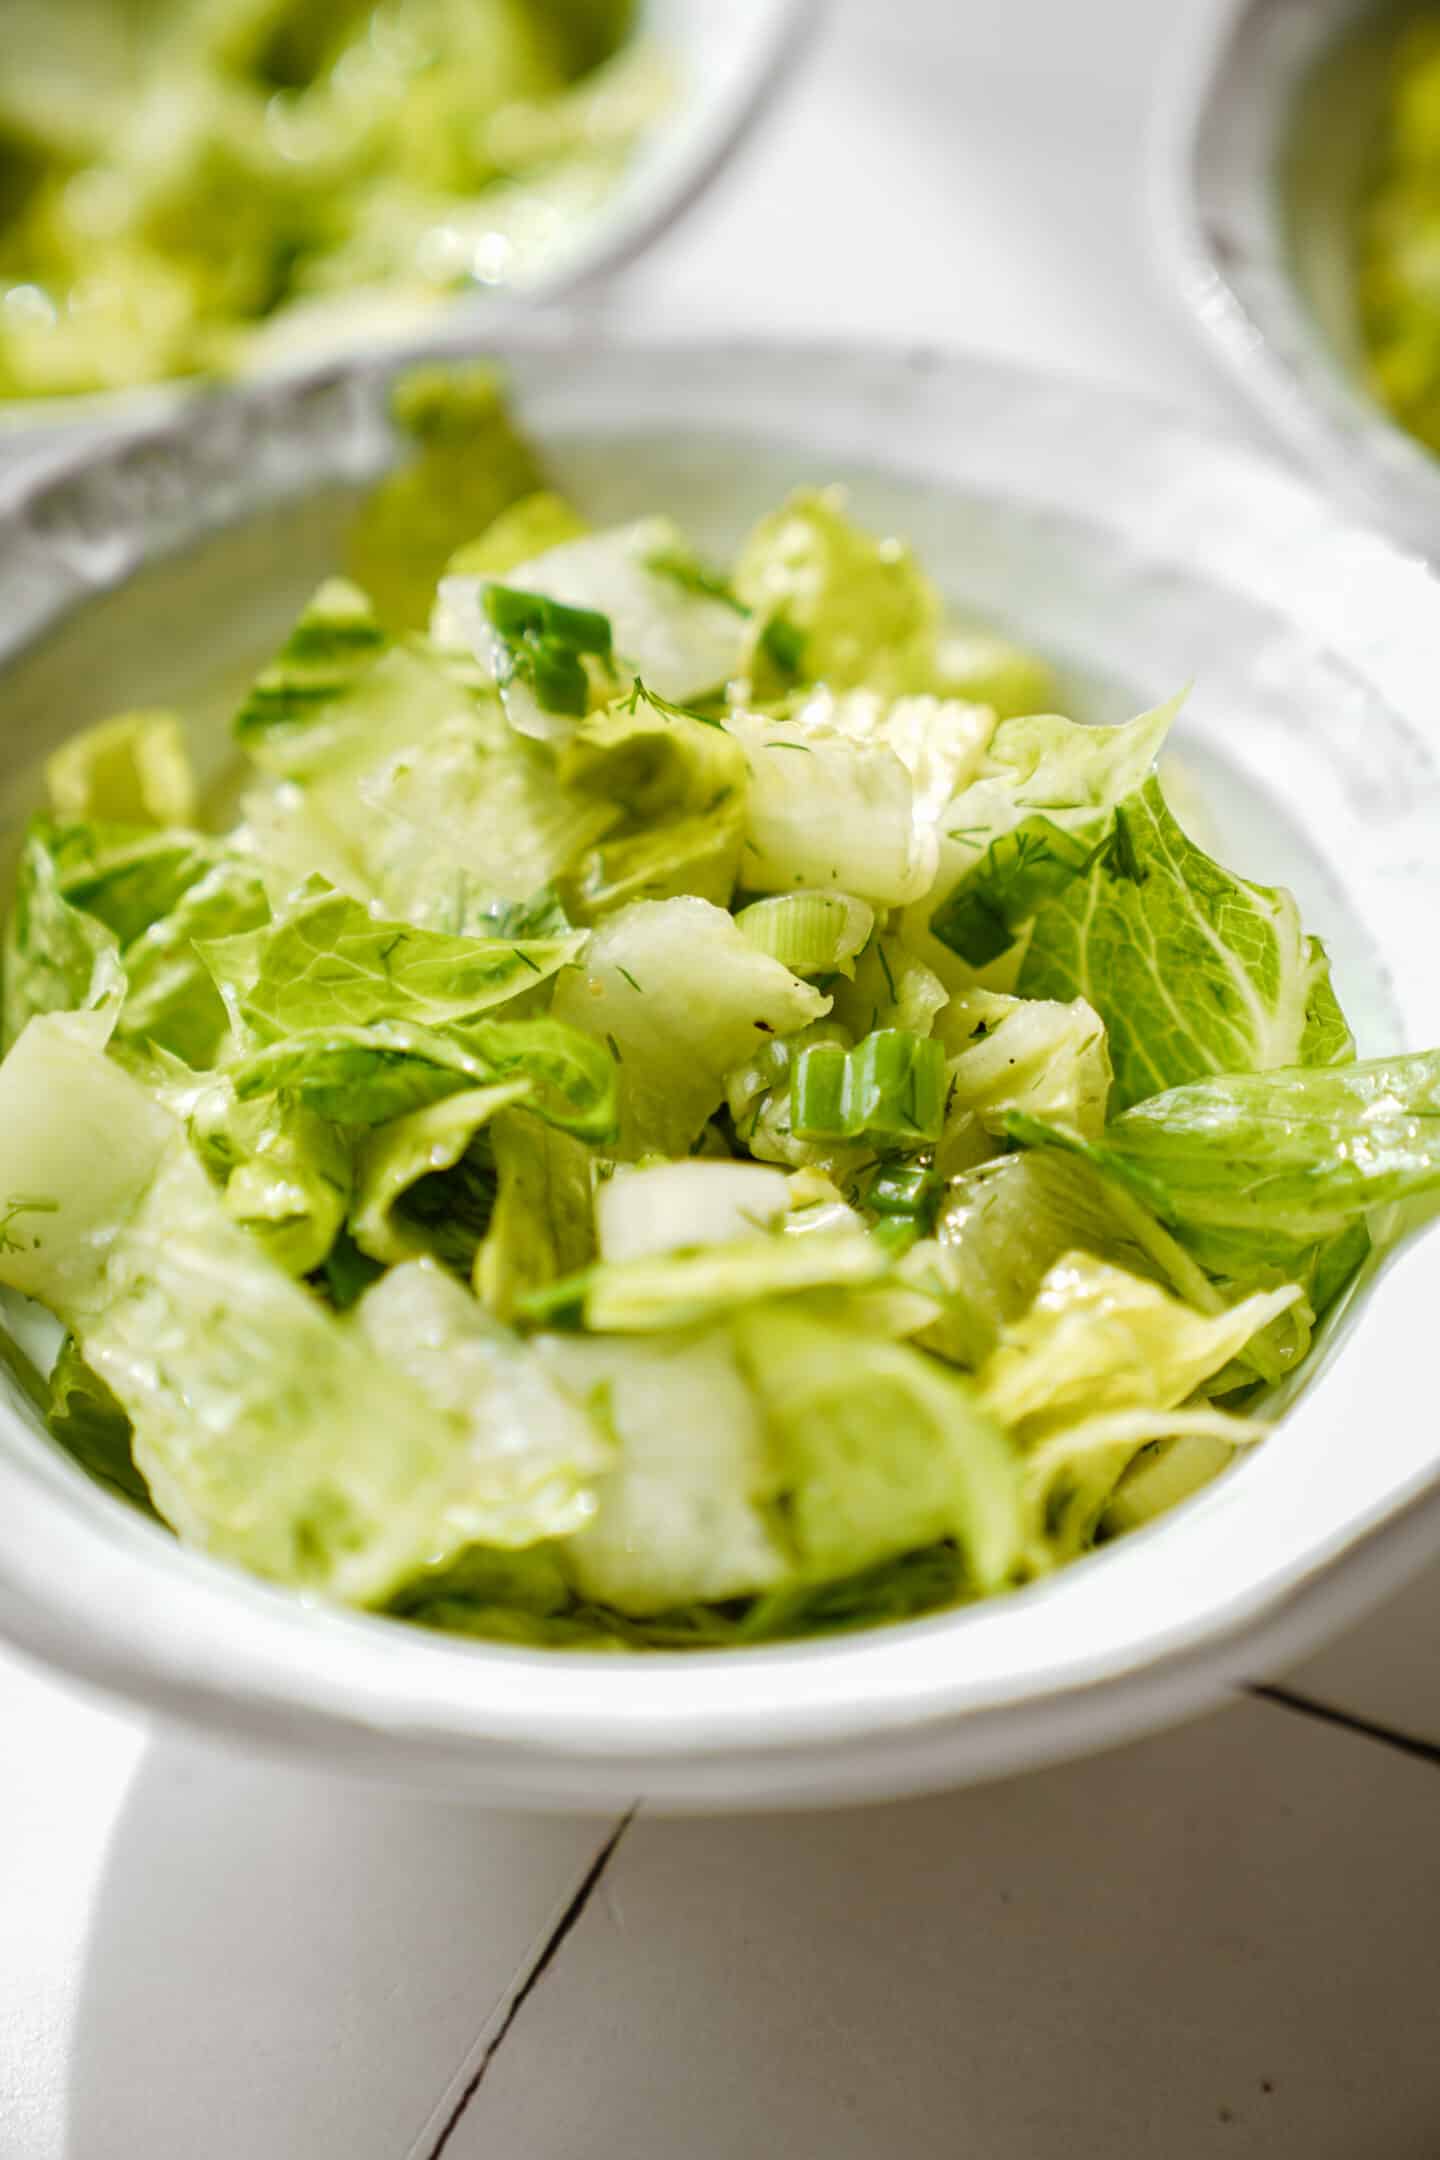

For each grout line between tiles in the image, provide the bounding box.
[1248,1681,1440,1770]
[419,1802,640,2160]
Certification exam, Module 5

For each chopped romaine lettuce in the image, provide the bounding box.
[346,366,547,631]
[596,1161,790,1262]
[566,1228,889,1334]
[551,896,829,1155]
[540,1326,789,1612]
[1017,777,1351,1110]
[942,995,1111,1141]
[976,1252,1296,1444]
[735,1310,1023,1591]
[439,515,750,742]
[188,1076,352,1278]
[47,1335,151,1511]
[357,1259,610,1547]
[3,829,126,1051]
[45,710,196,828]
[475,1105,597,1321]
[351,1083,527,1269]
[7,816,269,1065]
[1009,1051,1440,1276]
[557,687,748,915]
[732,488,941,695]
[5,429,1432,1651]
[203,878,584,1043]
[227,1011,617,1139]
[725,706,935,908]
[926,700,1180,970]
[922,1147,1221,1369]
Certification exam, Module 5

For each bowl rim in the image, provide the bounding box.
[3,329,1440,1799]
[1152,0,1440,551]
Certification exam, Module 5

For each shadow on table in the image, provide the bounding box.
[61,1730,607,2160]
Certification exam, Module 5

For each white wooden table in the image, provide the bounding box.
[7,5,1440,2154]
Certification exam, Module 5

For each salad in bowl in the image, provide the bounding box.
[1,365,1434,1658]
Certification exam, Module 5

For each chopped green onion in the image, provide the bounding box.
[484,584,612,656]
[733,893,874,979]
[759,615,805,679]
[792,1031,946,1145]
[866,1159,940,1219]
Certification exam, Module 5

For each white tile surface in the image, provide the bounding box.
[4,3,1440,2156]
[0,1645,612,2160]
[1278,1547,1440,1748]
[450,1698,1440,2160]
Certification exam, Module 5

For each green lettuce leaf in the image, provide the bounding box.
[942,995,1111,1144]
[735,1310,1023,1591]
[80,1146,482,1602]
[725,707,935,908]
[557,687,748,916]
[9,818,270,1065]
[552,1229,888,1334]
[227,1013,618,1139]
[0,1012,176,1317]
[246,636,620,918]
[202,879,584,1044]
[0,1034,496,1601]
[784,684,995,818]
[551,896,829,1155]
[732,488,942,695]
[976,1251,1297,1445]
[388,1543,574,1641]
[187,1077,353,1278]
[357,1259,610,1547]
[826,931,949,1039]
[474,1106,597,1321]
[45,708,196,827]
[540,1327,789,1612]
[47,1335,151,1510]
[1017,776,1351,1110]
[920,1147,1221,1369]
[2,828,125,1050]
[1022,1404,1266,1565]
[438,514,749,741]
[350,1082,529,1269]
[596,1161,790,1262]
[345,364,546,631]
[42,820,247,945]
[113,856,271,1065]
[926,701,1179,968]
[1008,1050,1440,1276]
[233,578,394,774]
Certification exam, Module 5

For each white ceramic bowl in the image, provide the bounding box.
[1159,0,1440,554]
[2,336,1439,1812]
[0,0,819,448]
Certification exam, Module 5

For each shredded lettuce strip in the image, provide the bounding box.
[0,414,1422,1652]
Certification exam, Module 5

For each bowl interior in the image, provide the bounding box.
[2,342,1440,1803]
